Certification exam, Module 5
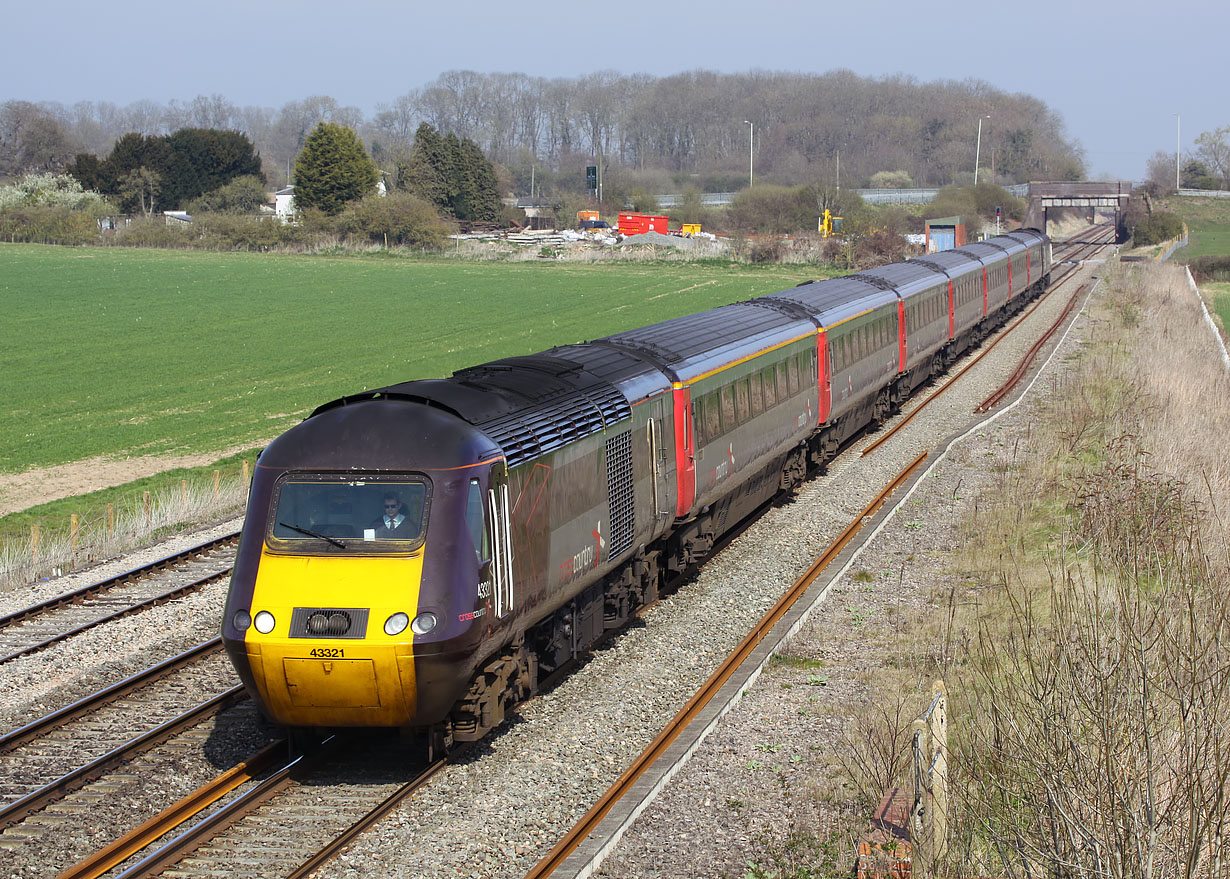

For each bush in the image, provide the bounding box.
[184,176,268,215]
[729,185,816,234]
[110,216,195,248]
[194,213,308,250]
[338,192,453,248]
[868,170,913,189]
[1131,210,1185,246]
[0,205,102,245]
[1186,255,1230,282]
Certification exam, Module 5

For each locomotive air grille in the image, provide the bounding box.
[605,430,635,559]
[289,607,370,639]
[480,383,633,469]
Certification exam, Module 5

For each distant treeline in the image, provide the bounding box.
[1,69,1084,196]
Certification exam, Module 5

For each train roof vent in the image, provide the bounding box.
[849,273,899,292]
[477,380,632,468]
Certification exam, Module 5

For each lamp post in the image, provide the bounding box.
[1175,113,1181,190]
[743,120,753,188]
[974,115,990,186]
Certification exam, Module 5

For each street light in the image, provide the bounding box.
[974,115,990,185]
[743,120,753,188]
[1175,113,1181,190]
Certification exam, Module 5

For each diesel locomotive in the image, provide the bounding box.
[222,228,1052,751]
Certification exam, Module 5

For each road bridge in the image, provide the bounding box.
[1024,181,1131,237]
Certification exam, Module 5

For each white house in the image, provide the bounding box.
[275,186,296,222]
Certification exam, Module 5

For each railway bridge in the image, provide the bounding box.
[1024,181,1132,237]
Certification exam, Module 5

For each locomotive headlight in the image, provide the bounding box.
[410,612,438,635]
[254,611,276,634]
[384,612,410,636]
[233,609,252,632]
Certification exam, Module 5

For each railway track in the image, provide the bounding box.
[2,226,1115,879]
[0,533,239,664]
[859,223,1115,456]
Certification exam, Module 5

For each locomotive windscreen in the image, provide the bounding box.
[267,475,430,552]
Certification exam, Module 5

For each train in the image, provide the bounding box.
[221,228,1053,753]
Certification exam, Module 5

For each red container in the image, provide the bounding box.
[618,212,669,236]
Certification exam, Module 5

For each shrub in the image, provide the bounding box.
[1131,210,1185,246]
[338,192,453,249]
[110,216,195,248]
[184,175,269,215]
[1187,255,1230,282]
[729,185,816,234]
[868,170,913,189]
[0,206,101,245]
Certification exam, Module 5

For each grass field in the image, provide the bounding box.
[1205,281,1230,331]
[1,244,832,476]
[1164,195,1230,258]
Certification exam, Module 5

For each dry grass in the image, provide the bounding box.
[0,473,247,590]
[808,260,1230,877]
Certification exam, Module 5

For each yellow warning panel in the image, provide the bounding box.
[283,658,381,708]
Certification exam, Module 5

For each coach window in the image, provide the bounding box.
[749,371,764,416]
[705,391,721,440]
[720,385,736,431]
[775,361,789,400]
[762,365,777,409]
[691,400,705,446]
[734,378,750,424]
[787,355,800,396]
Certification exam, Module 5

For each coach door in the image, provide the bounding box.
[647,397,671,528]
[487,470,514,619]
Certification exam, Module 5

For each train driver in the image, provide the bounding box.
[371,491,418,539]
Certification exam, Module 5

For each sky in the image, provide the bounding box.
[4,0,1224,182]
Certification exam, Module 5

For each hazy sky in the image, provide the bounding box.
[5,0,1222,182]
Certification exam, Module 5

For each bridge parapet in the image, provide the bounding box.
[1025,181,1131,235]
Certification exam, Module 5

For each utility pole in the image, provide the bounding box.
[974,115,990,185]
[1176,114,1181,190]
[743,120,753,188]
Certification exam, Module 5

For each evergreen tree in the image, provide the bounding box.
[292,122,379,215]
[402,123,501,224]
[403,123,450,211]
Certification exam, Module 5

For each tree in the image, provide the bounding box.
[1144,150,1178,194]
[185,175,267,214]
[292,121,379,215]
[1193,126,1230,188]
[119,167,162,217]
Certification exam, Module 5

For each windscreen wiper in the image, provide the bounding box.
[279,522,346,549]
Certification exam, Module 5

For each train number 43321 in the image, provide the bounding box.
[309,647,344,658]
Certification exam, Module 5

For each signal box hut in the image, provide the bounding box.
[925,216,966,253]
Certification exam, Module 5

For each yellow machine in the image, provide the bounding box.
[679,223,702,237]
[820,209,842,238]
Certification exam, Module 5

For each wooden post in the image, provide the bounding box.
[180,479,188,508]
[30,523,40,559]
[931,679,948,862]
[143,490,151,524]
[911,680,949,878]
[242,460,251,502]
[70,514,80,552]
[106,503,115,537]
[213,469,221,499]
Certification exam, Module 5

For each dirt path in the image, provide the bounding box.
[0,444,264,517]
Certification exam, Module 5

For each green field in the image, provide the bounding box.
[1164,195,1230,258]
[1,245,831,476]
[1206,281,1230,330]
